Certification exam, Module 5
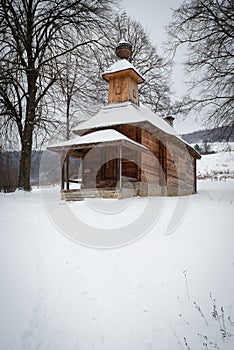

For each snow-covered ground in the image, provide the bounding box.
[0,176,234,348]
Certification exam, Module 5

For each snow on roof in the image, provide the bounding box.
[102,59,144,82]
[72,102,200,158]
[47,129,147,152]
[73,101,177,137]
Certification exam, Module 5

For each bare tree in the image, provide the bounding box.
[52,47,103,142]
[127,18,171,115]
[166,0,234,127]
[0,0,116,190]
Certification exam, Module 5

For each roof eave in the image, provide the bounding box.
[102,68,145,84]
[47,138,148,155]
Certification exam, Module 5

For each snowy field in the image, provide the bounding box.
[0,178,234,349]
[198,151,234,180]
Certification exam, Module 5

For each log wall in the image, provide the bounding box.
[166,139,196,195]
[139,127,196,196]
[81,144,140,189]
[115,125,141,181]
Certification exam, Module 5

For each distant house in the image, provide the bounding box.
[48,22,200,200]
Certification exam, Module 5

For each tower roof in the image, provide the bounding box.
[102,59,144,84]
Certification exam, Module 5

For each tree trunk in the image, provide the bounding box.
[18,123,34,191]
[65,95,71,190]
[18,72,37,191]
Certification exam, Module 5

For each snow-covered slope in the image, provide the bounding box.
[197,151,234,179]
[0,178,233,350]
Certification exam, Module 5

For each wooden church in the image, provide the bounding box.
[48,17,201,200]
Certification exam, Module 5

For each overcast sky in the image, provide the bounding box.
[121,0,182,47]
[120,0,203,134]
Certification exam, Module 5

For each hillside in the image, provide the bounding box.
[181,125,234,144]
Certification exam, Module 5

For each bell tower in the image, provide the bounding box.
[102,12,144,106]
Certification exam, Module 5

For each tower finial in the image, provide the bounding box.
[116,12,132,60]
[119,11,128,42]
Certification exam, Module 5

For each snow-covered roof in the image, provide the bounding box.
[102,59,144,83]
[73,102,176,137]
[72,102,200,158]
[47,129,147,152]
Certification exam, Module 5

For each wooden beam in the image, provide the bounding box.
[194,158,197,193]
[61,154,65,191]
[119,144,122,189]
[66,156,69,190]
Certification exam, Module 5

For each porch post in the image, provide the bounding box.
[194,158,197,193]
[119,144,122,189]
[66,156,70,190]
[61,153,65,191]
